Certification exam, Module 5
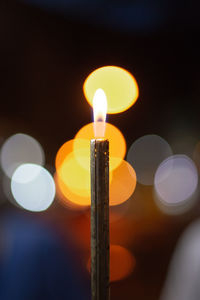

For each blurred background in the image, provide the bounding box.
[1,0,200,299]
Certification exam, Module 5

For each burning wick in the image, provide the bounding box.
[91,88,110,300]
[93,88,107,138]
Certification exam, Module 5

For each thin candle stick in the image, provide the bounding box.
[91,138,110,300]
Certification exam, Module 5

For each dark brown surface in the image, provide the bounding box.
[91,139,110,300]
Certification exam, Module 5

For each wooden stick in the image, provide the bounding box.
[90,139,110,300]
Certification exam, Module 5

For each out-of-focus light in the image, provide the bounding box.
[93,89,107,138]
[55,139,91,204]
[109,245,135,282]
[58,151,90,198]
[0,133,44,178]
[55,140,74,174]
[160,220,200,300]
[127,134,173,185]
[83,66,139,114]
[11,164,55,212]
[110,159,136,206]
[55,172,90,207]
[154,155,198,215]
[55,138,116,207]
[56,150,113,206]
[87,245,135,282]
[74,122,126,171]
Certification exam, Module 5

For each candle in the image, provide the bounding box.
[90,89,110,300]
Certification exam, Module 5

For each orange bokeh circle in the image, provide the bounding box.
[110,159,137,206]
[55,140,74,172]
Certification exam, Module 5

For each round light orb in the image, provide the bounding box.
[83,66,139,114]
[109,245,135,282]
[74,122,126,171]
[11,164,55,212]
[154,155,198,213]
[127,134,173,185]
[0,133,44,178]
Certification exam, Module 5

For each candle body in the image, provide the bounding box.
[90,139,110,300]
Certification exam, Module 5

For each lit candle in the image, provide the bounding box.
[90,89,110,300]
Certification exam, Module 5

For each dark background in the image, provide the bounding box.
[0,0,200,299]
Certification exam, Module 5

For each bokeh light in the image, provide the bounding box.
[109,245,135,282]
[127,134,173,185]
[11,164,55,212]
[55,172,91,207]
[55,139,74,172]
[87,245,135,282]
[74,122,126,171]
[154,155,198,214]
[58,151,90,198]
[110,159,136,206]
[55,135,134,207]
[55,139,91,206]
[83,66,139,114]
[0,133,44,178]
[160,220,200,300]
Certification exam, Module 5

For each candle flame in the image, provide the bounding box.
[93,89,107,138]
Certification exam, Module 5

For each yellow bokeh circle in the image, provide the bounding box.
[55,173,91,207]
[83,66,139,114]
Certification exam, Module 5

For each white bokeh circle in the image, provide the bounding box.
[11,164,55,212]
[154,155,198,214]
[0,133,44,178]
